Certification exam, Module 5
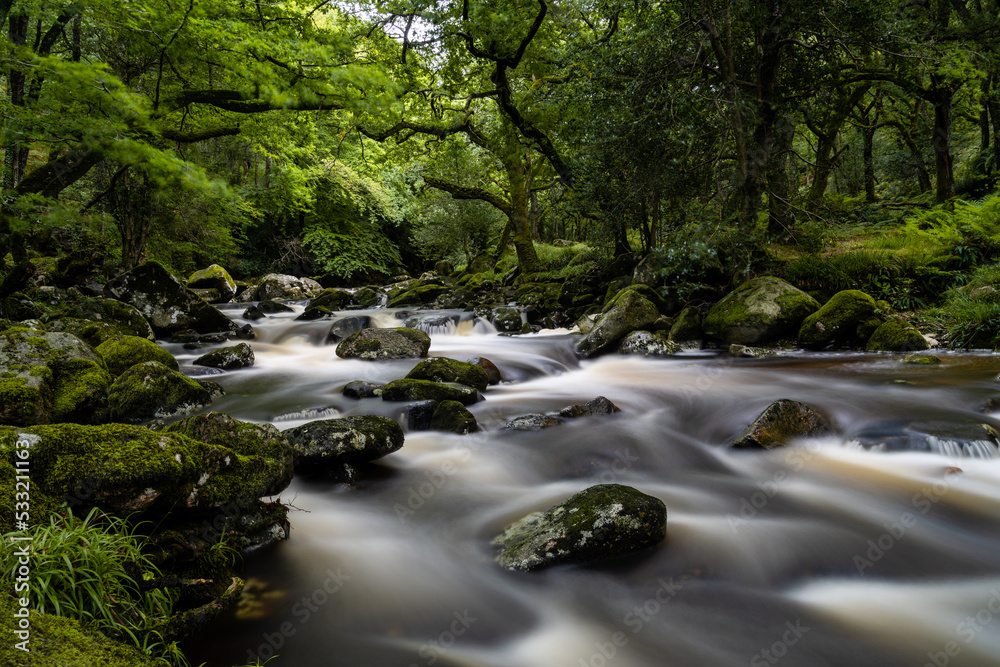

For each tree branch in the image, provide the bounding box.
[422,175,511,215]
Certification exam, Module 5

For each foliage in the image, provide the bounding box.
[0,508,184,664]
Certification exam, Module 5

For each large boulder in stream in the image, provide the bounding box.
[336,327,431,361]
[429,400,480,434]
[492,484,667,572]
[382,378,479,405]
[107,361,212,422]
[285,416,404,472]
[405,357,489,392]
[618,330,679,358]
[730,399,833,449]
[797,290,876,350]
[575,286,661,358]
[59,297,155,341]
[0,327,112,426]
[298,288,354,320]
[104,261,236,337]
[703,277,820,346]
[193,343,255,370]
[238,273,323,302]
[187,264,237,302]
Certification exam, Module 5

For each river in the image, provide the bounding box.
[182,303,1000,667]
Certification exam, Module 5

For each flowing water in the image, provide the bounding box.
[182,304,1000,667]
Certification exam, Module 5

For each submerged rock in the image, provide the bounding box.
[342,380,385,399]
[501,414,563,431]
[405,357,490,392]
[901,353,941,365]
[336,327,431,360]
[558,396,622,419]
[285,415,404,471]
[731,399,833,449]
[257,300,295,314]
[108,361,212,422]
[381,378,479,405]
[104,261,236,336]
[96,335,178,376]
[798,290,876,350]
[703,277,819,346]
[194,343,255,370]
[492,484,667,571]
[729,344,778,359]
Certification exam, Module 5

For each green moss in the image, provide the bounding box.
[668,306,702,347]
[107,361,211,422]
[730,399,833,449]
[0,376,50,426]
[575,289,660,358]
[797,290,877,350]
[429,400,479,434]
[97,336,178,376]
[44,318,124,348]
[193,343,254,370]
[703,276,820,345]
[0,595,160,667]
[382,378,479,405]
[336,327,431,360]
[387,283,450,308]
[866,318,931,352]
[50,359,111,424]
[61,298,154,341]
[406,357,489,392]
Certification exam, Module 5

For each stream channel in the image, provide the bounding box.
[182,302,1000,667]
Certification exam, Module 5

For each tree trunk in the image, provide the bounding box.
[863,118,877,203]
[930,76,956,203]
[5,12,29,189]
[506,162,541,274]
[988,74,1000,186]
[767,110,794,235]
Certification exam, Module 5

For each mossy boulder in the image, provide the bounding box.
[187,264,237,302]
[238,273,323,302]
[306,287,353,313]
[0,328,112,426]
[576,287,661,359]
[668,306,703,350]
[492,307,524,333]
[603,284,674,317]
[467,356,502,385]
[405,357,489,392]
[350,287,385,309]
[96,336,178,376]
[429,400,479,434]
[107,361,212,422]
[703,277,820,345]
[336,327,431,361]
[60,297,155,341]
[866,318,931,352]
[492,484,667,572]
[44,318,127,348]
[158,412,294,499]
[193,343,255,371]
[619,330,680,357]
[285,415,404,471]
[0,423,290,517]
[0,594,162,667]
[387,282,450,308]
[104,261,236,337]
[381,378,479,405]
[730,399,833,449]
[797,290,877,350]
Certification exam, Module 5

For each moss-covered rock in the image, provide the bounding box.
[901,353,941,364]
[703,277,820,346]
[104,262,235,337]
[285,415,404,471]
[107,361,212,422]
[342,380,385,399]
[405,357,489,392]
[96,336,178,376]
[350,287,384,309]
[558,396,621,419]
[336,327,431,361]
[866,318,931,352]
[501,413,563,431]
[467,356,502,385]
[603,283,674,317]
[730,399,833,449]
[797,290,877,350]
[492,307,524,333]
[0,329,111,426]
[0,594,162,667]
[44,318,126,348]
[237,273,323,302]
[576,288,661,358]
[0,423,289,517]
[60,297,155,341]
[187,264,237,302]
[729,344,778,359]
[298,288,353,320]
[618,330,680,357]
[387,283,450,308]
[492,484,667,571]
[429,400,479,434]
[159,412,293,499]
[381,378,479,405]
[193,343,255,371]
[667,306,703,350]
